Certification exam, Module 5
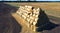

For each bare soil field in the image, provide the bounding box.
[0,2,60,33]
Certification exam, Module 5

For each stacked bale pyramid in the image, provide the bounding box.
[16,5,40,31]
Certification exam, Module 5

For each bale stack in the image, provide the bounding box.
[16,5,40,31]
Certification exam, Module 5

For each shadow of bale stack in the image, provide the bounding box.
[36,8,59,32]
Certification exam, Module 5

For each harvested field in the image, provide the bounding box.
[0,2,60,33]
[6,2,60,17]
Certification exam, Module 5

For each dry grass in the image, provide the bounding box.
[6,2,60,11]
[6,2,60,18]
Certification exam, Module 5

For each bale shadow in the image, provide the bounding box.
[36,8,59,32]
[0,3,22,33]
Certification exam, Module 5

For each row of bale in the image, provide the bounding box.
[16,5,40,31]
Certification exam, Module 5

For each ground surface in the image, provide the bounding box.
[0,2,60,33]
